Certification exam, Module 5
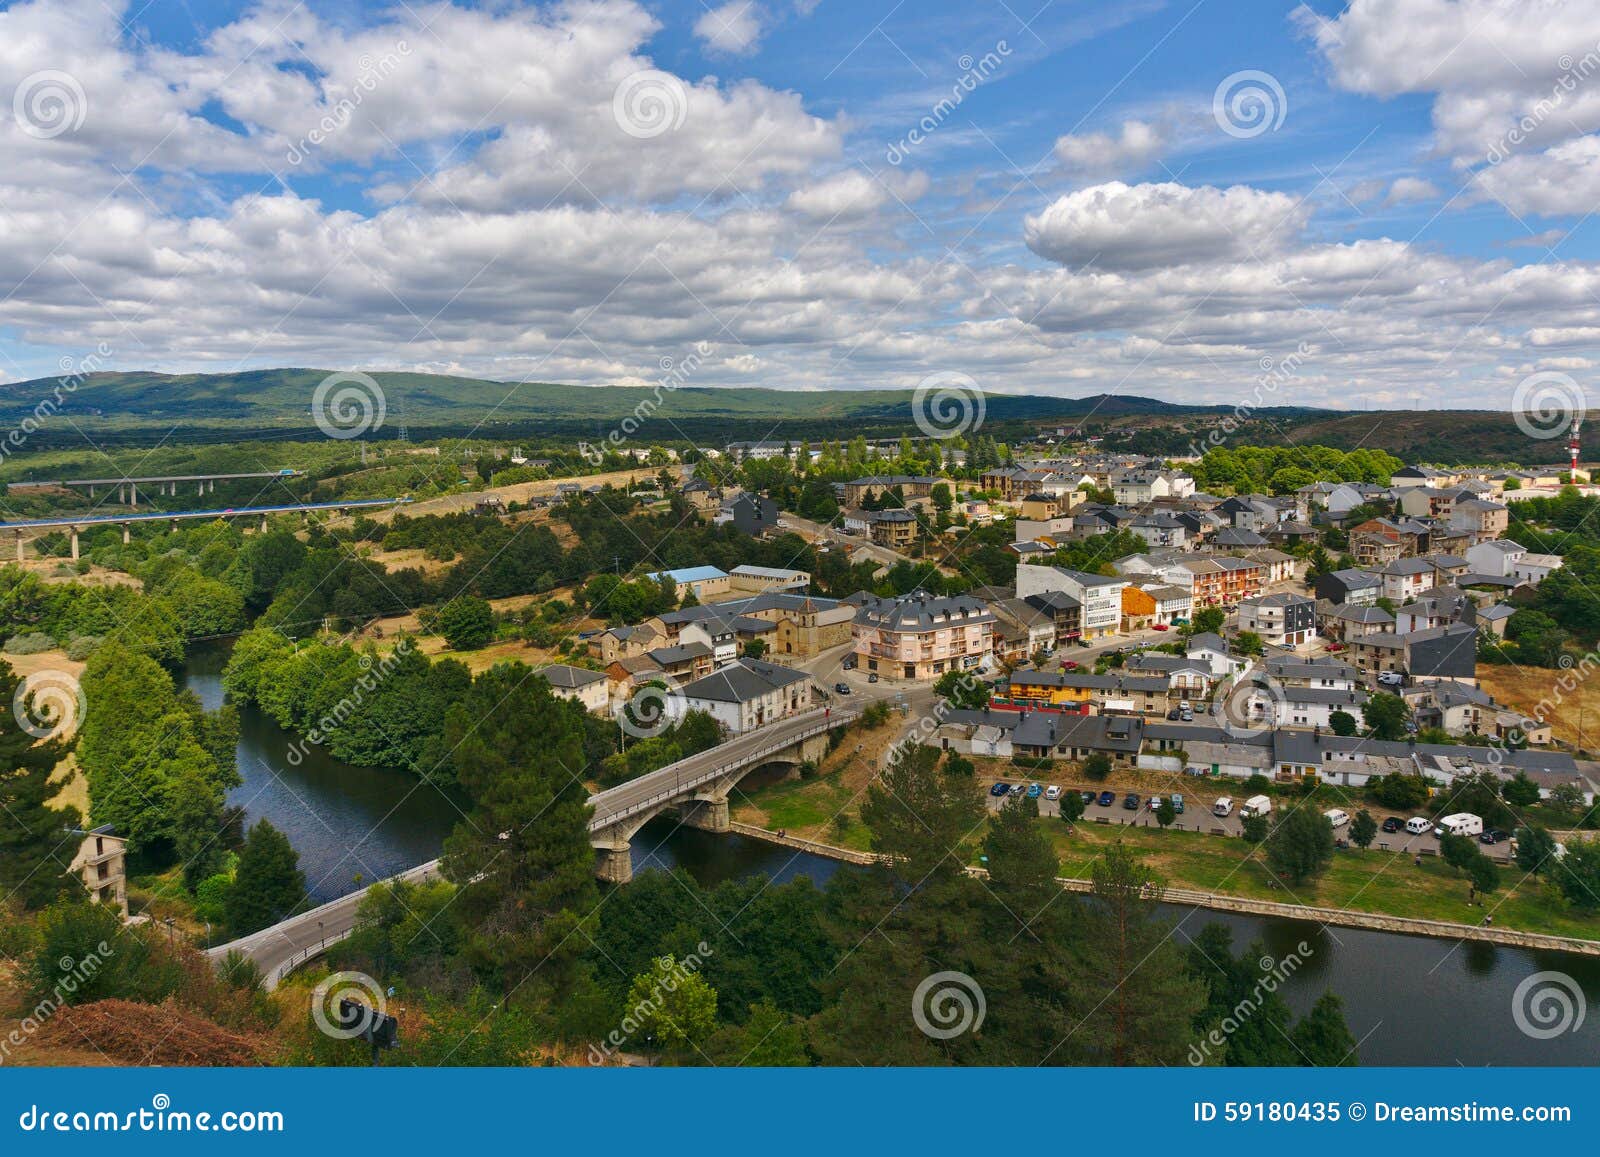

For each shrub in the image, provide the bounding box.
[65,635,103,661]
[4,632,56,655]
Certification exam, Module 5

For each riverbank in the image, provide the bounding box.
[727,819,1600,956]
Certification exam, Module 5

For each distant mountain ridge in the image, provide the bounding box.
[0,367,1254,441]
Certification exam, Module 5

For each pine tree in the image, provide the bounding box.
[0,660,78,910]
[1290,992,1359,1065]
[440,663,598,1002]
[1073,841,1206,1065]
[225,819,307,936]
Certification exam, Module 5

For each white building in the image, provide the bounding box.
[677,658,815,734]
[1015,563,1127,640]
[1237,592,1317,647]
[541,664,611,714]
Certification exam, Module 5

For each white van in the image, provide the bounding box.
[1323,808,1350,829]
[1241,795,1272,820]
[1213,797,1235,818]
[1433,812,1483,839]
[1404,816,1431,835]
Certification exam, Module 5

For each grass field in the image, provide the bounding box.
[1478,664,1600,751]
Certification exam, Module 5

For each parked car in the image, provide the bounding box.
[841,658,855,670]
[1147,795,1162,811]
[1044,785,1062,801]
[1166,707,1182,720]
[1381,816,1403,833]
[1170,793,1185,814]
[1026,783,1043,799]
[1326,643,1343,653]
[867,673,879,683]
[1097,790,1116,807]
[1405,816,1432,834]
[1324,808,1350,829]
[834,682,852,694]
[1008,783,1025,796]
[1213,797,1235,817]
[1080,790,1097,804]
[1152,623,1169,631]
[1377,671,1404,686]
[1434,812,1483,839]
[1178,706,1194,721]
[1241,795,1272,820]
[989,782,1011,797]
[1122,793,1140,810]
[1060,660,1079,670]
[1480,829,1511,845]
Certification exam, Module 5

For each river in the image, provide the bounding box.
[184,650,1600,1066]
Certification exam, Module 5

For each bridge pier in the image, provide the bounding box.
[69,527,80,560]
[595,844,633,885]
[13,532,23,562]
[121,523,130,545]
[679,797,730,833]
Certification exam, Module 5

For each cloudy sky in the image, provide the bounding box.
[2,0,1599,410]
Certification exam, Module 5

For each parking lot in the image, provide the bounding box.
[981,779,1518,862]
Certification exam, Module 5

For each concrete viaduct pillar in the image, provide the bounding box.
[14,532,24,562]
[679,797,731,833]
[121,523,130,545]
[69,526,81,561]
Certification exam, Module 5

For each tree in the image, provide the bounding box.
[1059,789,1085,825]
[1155,797,1176,829]
[1552,839,1600,913]
[708,1000,808,1066]
[1439,832,1480,873]
[1328,710,1358,737]
[1290,992,1358,1066]
[1082,752,1113,782]
[1184,925,1297,1066]
[440,664,599,1002]
[1074,842,1206,1065]
[224,820,306,936]
[1265,807,1334,884]
[933,669,989,710]
[1189,608,1226,636]
[983,795,1059,894]
[1501,771,1542,807]
[0,660,78,910]
[1467,854,1501,895]
[1369,772,1429,810]
[1241,813,1270,844]
[743,638,767,660]
[860,746,983,885]
[1361,692,1410,740]
[623,955,717,1057]
[437,595,495,650]
[1515,824,1559,874]
[1234,631,1264,657]
[1349,809,1378,849]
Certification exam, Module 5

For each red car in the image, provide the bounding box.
[1326,643,1344,652]
[1060,660,1079,670]
[1151,623,1168,631]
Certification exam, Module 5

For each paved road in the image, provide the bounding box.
[981,777,1517,860]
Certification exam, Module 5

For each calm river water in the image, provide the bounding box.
[184,648,1600,1066]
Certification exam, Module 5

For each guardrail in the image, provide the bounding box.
[588,709,857,831]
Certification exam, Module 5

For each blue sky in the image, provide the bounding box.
[1,0,1598,411]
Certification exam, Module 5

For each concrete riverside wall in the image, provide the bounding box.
[727,824,1600,957]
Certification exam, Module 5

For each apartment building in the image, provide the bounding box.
[1178,556,1262,608]
[1236,592,1317,647]
[677,659,815,734]
[1015,564,1127,639]
[851,590,996,680]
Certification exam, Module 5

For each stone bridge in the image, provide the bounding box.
[587,707,849,883]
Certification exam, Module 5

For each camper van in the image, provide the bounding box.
[1240,795,1272,820]
[1433,813,1484,839]
[1212,797,1234,818]
[1323,808,1350,829]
